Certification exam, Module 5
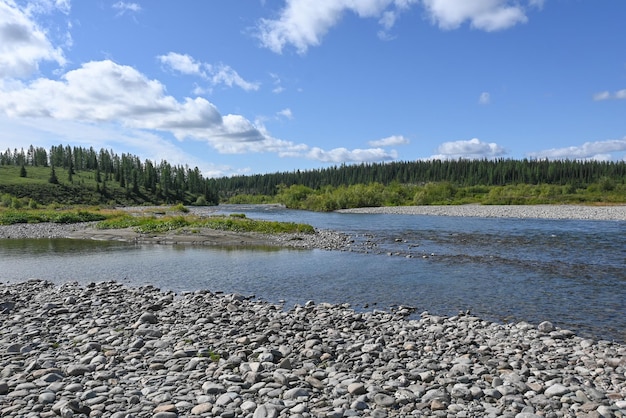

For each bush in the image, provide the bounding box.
[1,194,12,207]
[172,203,189,213]
[194,196,207,206]
[413,182,456,205]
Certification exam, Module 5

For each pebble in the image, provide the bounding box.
[0,280,624,417]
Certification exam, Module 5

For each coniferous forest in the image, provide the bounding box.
[1,144,626,210]
[0,145,218,206]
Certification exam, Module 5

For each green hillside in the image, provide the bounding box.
[1,145,218,207]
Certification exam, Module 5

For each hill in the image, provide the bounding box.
[0,145,218,207]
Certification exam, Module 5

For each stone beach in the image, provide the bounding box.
[336,205,626,221]
[1,205,625,417]
[0,280,624,418]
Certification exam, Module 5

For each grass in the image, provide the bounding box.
[0,207,114,225]
[0,204,315,234]
[95,212,315,234]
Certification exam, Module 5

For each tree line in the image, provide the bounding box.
[212,158,626,197]
[1,145,218,205]
[3,144,626,207]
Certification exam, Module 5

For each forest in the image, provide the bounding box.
[0,145,218,206]
[2,144,626,210]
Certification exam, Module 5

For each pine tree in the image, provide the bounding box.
[48,165,59,184]
[19,164,27,178]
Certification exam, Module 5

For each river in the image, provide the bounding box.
[1,204,624,342]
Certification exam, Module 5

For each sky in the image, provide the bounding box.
[0,0,625,178]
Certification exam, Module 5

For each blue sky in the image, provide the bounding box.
[1,0,625,177]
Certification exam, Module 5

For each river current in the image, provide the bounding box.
[1,205,624,342]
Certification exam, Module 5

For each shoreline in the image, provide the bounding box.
[0,280,624,417]
[337,204,626,221]
[2,203,624,244]
[0,222,351,251]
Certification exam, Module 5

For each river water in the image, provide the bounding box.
[1,205,624,342]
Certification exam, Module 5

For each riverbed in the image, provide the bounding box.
[1,204,624,343]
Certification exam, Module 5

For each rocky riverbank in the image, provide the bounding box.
[1,280,624,417]
[337,205,626,221]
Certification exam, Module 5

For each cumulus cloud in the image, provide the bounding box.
[422,0,529,31]
[0,0,66,78]
[304,147,398,163]
[158,52,260,92]
[0,59,391,165]
[368,135,409,147]
[593,89,626,101]
[527,138,626,160]
[256,0,418,54]
[0,60,222,131]
[478,91,491,104]
[257,0,538,53]
[430,138,506,159]
[158,52,204,76]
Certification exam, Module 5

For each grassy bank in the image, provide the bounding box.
[96,212,315,234]
[0,206,314,235]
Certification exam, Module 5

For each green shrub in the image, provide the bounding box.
[172,203,189,213]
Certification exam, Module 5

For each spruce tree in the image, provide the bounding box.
[48,165,59,184]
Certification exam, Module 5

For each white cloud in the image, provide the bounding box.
[22,0,71,15]
[158,52,204,76]
[257,0,418,54]
[422,0,529,31]
[0,59,392,165]
[305,147,398,163]
[430,138,506,159]
[594,89,626,101]
[158,52,259,92]
[270,73,285,93]
[0,0,66,78]
[257,0,537,53]
[478,91,490,104]
[112,2,142,15]
[0,60,223,132]
[528,0,545,9]
[277,108,293,119]
[527,138,626,160]
[0,60,247,146]
[208,63,260,92]
[368,135,409,147]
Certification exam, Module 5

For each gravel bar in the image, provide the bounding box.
[0,223,351,251]
[0,223,97,240]
[337,205,626,221]
[0,280,624,418]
